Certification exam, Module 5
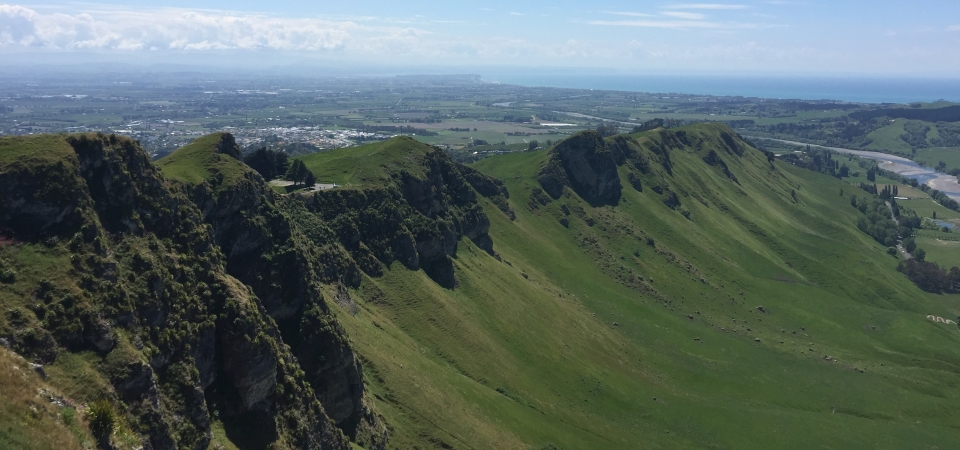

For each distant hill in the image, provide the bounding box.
[850,105,960,122]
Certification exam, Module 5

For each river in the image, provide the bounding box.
[750,137,960,201]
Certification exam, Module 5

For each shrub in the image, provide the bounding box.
[87,399,117,441]
[0,269,15,283]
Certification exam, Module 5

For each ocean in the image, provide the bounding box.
[484,74,960,104]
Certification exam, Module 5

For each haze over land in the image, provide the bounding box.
[3,1,960,450]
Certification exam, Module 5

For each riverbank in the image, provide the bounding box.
[750,137,960,201]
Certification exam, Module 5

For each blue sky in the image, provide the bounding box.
[2,1,959,76]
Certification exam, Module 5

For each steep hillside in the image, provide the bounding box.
[303,124,960,448]
[296,136,511,288]
[158,132,387,448]
[3,124,960,449]
[1,133,357,450]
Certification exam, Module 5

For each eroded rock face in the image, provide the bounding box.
[219,308,278,411]
[306,146,502,288]
[215,133,243,160]
[296,303,364,425]
[177,136,384,444]
[0,133,356,450]
[110,358,179,450]
[537,130,622,205]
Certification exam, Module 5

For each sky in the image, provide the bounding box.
[2,1,960,77]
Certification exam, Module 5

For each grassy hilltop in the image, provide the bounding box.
[1,124,960,449]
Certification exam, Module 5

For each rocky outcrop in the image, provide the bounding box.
[703,150,739,184]
[0,131,513,449]
[214,133,243,159]
[305,145,501,289]
[537,130,622,205]
[0,155,91,241]
[167,134,385,445]
[0,133,355,450]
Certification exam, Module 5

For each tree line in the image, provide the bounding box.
[846,191,960,293]
[242,147,315,186]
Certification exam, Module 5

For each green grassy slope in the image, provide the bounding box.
[6,126,960,448]
[296,136,435,188]
[915,147,960,171]
[916,233,960,268]
[865,119,912,154]
[325,124,960,448]
[0,347,95,450]
[0,134,76,166]
[155,132,252,189]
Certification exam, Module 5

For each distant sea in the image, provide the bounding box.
[484,74,960,104]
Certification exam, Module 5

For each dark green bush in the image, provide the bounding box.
[87,399,117,441]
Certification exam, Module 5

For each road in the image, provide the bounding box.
[886,200,912,260]
[268,180,338,192]
[554,111,637,127]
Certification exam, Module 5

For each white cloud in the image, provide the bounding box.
[662,11,708,20]
[668,4,748,10]
[606,11,656,17]
[0,4,355,51]
[0,3,953,75]
[509,12,524,16]
[589,19,722,29]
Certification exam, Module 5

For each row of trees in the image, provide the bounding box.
[898,259,960,293]
[243,147,289,180]
[285,160,316,186]
[243,147,315,186]
[857,183,899,199]
[851,196,900,247]
[630,118,685,133]
[778,145,852,179]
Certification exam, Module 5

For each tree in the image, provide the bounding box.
[285,159,310,185]
[904,237,917,253]
[633,118,664,133]
[528,140,539,151]
[867,168,876,182]
[915,247,926,261]
[243,147,289,180]
[596,123,618,137]
[304,170,316,187]
[765,150,775,164]
[839,164,850,177]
